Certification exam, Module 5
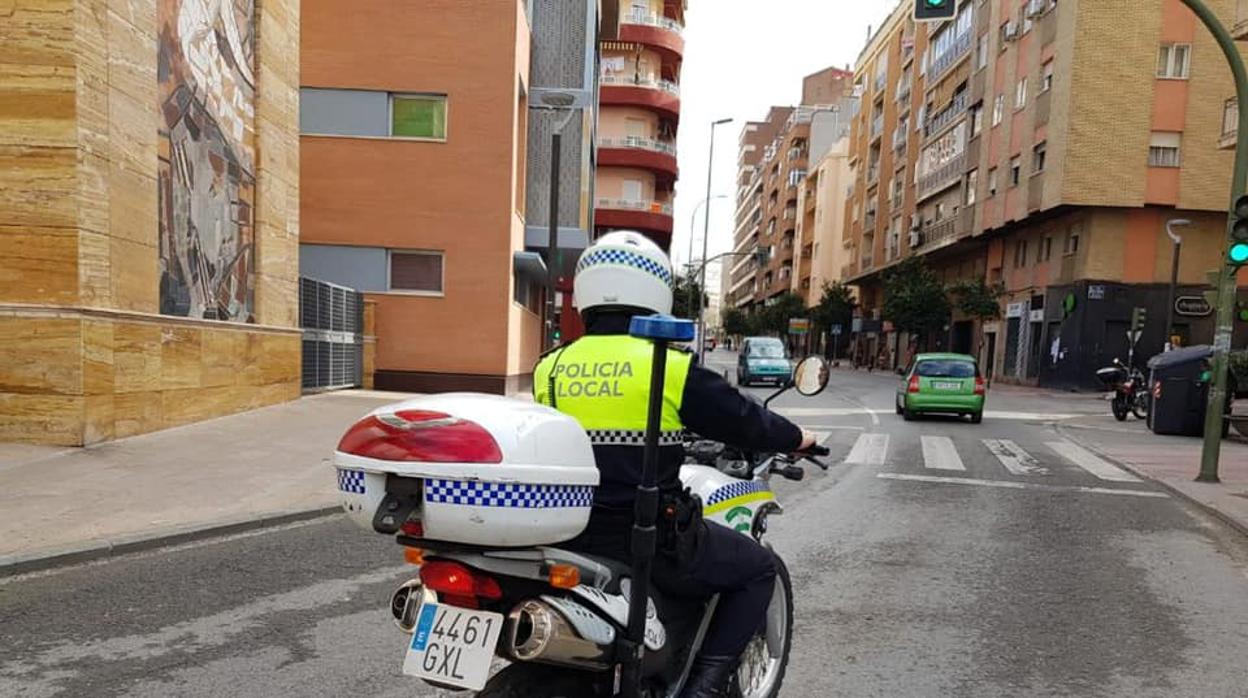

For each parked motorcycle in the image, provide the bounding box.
[332,321,830,698]
[1096,358,1149,421]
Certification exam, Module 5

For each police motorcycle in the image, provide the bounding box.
[332,316,830,697]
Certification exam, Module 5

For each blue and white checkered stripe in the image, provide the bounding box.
[337,469,366,495]
[425,479,594,509]
[576,248,673,287]
[705,480,770,507]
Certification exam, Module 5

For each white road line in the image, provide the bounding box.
[1046,441,1141,482]
[876,473,1166,498]
[921,436,966,471]
[983,439,1050,476]
[845,433,889,465]
[778,407,1080,421]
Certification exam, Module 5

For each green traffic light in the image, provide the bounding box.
[1231,242,1248,265]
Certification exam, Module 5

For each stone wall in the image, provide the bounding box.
[0,0,301,445]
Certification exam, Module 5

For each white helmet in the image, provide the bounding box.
[573,231,674,315]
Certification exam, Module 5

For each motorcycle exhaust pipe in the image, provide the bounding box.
[391,579,434,633]
[506,599,610,670]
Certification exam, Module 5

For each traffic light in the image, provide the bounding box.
[1230,195,1248,266]
[914,0,957,22]
[1130,306,1147,333]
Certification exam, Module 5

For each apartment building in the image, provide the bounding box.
[300,0,542,394]
[596,0,686,251]
[727,68,855,312]
[845,0,1248,390]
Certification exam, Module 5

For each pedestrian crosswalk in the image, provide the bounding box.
[841,432,1140,484]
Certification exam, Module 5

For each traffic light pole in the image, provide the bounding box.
[1182,0,1248,483]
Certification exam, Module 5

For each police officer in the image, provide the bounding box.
[535,231,815,697]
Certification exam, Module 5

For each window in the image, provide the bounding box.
[1000,22,1012,51]
[391,95,447,140]
[1041,236,1053,262]
[622,179,645,201]
[389,251,444,293]
[1014,240,1029,268]
[966,169,979,205]
[1064,223,1082,256]
[1032,141,1047,173]
[1157,43,1191,79]
[976,34,990,70]
[1015,77,1028,109]
[1010,156,1022,186]
[971,104,984,137]
[514,275,542,313]
[988,167,999,196]
[1041,60,1054,92]
[1148,131,1181,167]
[992,94,1004,126]
[1023,3,1034,33]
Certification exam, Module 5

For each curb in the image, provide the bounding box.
[1055,422,1248,538]
[0,506,343,579]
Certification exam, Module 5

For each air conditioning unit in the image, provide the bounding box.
[909,230,923,248]
[1026,0,1048,18]
[909,213,922,230]
[1003,22,1020,41]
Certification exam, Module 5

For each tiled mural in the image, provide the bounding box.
[157,0,257,322]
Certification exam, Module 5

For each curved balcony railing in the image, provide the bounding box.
[595,198,674,216]
[598,136,677,155]
[622,9,684,35]
[600,74,681,96]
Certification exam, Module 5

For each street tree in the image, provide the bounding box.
[672,276,706,320]
[811,281,857,357]
[758,292,809,336]
[947,277,1003,321]
[882,256,951,342]
[722,308,749,337]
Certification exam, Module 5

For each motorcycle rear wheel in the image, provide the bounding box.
[1131,392,1150,420]
[1111,395,1129,421]
[475,664,603,697]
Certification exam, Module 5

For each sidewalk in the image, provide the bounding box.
[0,389,413,575]
[1060,415,1248,535]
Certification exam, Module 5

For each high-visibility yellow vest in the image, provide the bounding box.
[534,335,692,446]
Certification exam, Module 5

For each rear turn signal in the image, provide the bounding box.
[547,564,581,590]
[908,375,921,393]
[337,410,503,463]
[403,547,425,565]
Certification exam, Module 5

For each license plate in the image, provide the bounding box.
[402,602,504,690]
[933,381,961,390]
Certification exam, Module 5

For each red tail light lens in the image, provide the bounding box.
[337,410,503,463]
[974,377,986,395]
[420,561,503,605]
[908,375,921,393]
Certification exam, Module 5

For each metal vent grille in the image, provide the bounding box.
[300,277,364,391]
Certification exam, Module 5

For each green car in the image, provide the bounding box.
[896,353,986,423]
[737,337,793,386]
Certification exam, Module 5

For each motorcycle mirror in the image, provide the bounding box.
[793,356,830,397]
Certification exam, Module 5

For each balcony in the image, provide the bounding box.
[618,9,684,60]
[1221,97,1239,150]
[600,74,681,119]
[870,113,885,141]
[927,30,973,82]
[597,136,679,177]
[917,152,967,202]
[595,198,675,242]
[924,91,969,139]
[916,216,961,250]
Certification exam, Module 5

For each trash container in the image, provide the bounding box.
[1147,345,1215,436]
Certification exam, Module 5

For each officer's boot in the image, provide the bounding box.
[678,654,738,698]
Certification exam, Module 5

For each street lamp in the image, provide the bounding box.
[1164,218,1191,352]
[696,118,733,357]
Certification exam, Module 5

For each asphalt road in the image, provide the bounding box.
[3,355,1248,697]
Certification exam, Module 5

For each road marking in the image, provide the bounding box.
[845,433,889,465]
[778,407,1081,421]
[796,424,867,432]
[1046,441,1141,482]
[876,473,1166,498]
[983,439,1049,476]
[921,436,966,471]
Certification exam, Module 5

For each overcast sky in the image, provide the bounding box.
[669,0,898,272]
